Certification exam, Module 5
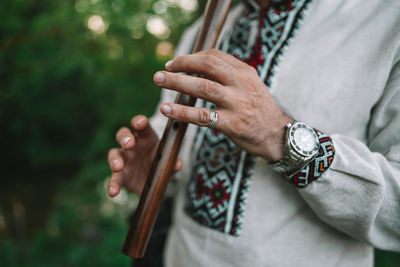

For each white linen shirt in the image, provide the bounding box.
[148,0,400,266]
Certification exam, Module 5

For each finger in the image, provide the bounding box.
[116,127,135,149]
[160,102,226,130]
[165,52,233,84]
[130,115,157,139]
[108,172,124,197]
[153,71,228,107]
[108,148,125,172]
[174,158,183,174]
[198,49,247,69]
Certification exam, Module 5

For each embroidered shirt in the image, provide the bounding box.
[148,0,400,266]
[185,0,334,237]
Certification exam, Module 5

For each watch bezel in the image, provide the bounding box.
[288,122,319,157]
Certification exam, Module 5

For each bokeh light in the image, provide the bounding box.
[156,41,174,57]
[146,16,170,39]
[153,1,168,14]
[87,15,106,34]
[179,0,198,11]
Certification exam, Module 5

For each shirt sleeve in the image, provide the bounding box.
[297,61,400,252]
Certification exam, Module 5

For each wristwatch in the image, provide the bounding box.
[270,121,320,175]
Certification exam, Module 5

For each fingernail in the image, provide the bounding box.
[161,104,172,115]
[155,72,165,83]
[122,137,131,146]
[108,186,114,193]
[165,60,173,69]
[111,159,119,168]
[135,117,144,128]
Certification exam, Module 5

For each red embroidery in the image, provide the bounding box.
[289,131,335,188]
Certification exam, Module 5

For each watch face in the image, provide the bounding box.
[289,122,319,157]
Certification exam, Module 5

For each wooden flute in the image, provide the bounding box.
[121,0,233,259]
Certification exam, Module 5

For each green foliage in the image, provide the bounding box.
[1,0,199,169]
[0,0,200,266]
[1,158,137,266]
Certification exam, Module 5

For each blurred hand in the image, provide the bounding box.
[107,115,182,197]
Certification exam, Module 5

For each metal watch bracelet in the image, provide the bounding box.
[269,121,320,175]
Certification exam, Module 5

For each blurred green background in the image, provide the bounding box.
[0,0,399,266]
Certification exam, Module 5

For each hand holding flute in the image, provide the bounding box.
[107,51,292,197]
[107,115,182,197]
[107,0,292,259]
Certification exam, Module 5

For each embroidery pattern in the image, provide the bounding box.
[185,0,314,236]
[186,123,255,235]
[225,0,313,88]
[288,131,335,188]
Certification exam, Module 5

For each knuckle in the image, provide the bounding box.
[203,54,220,69]
[198,109,210,125]
[186,59,196,70]
[208,48,220,56]
[233,120,248,137]
[225,63,235,74]
[237,98,253,111]
[238,71,252,83]
[201,80,215,98]
[237,65,257,80]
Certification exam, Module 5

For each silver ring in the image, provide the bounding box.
[208,108,218,129]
